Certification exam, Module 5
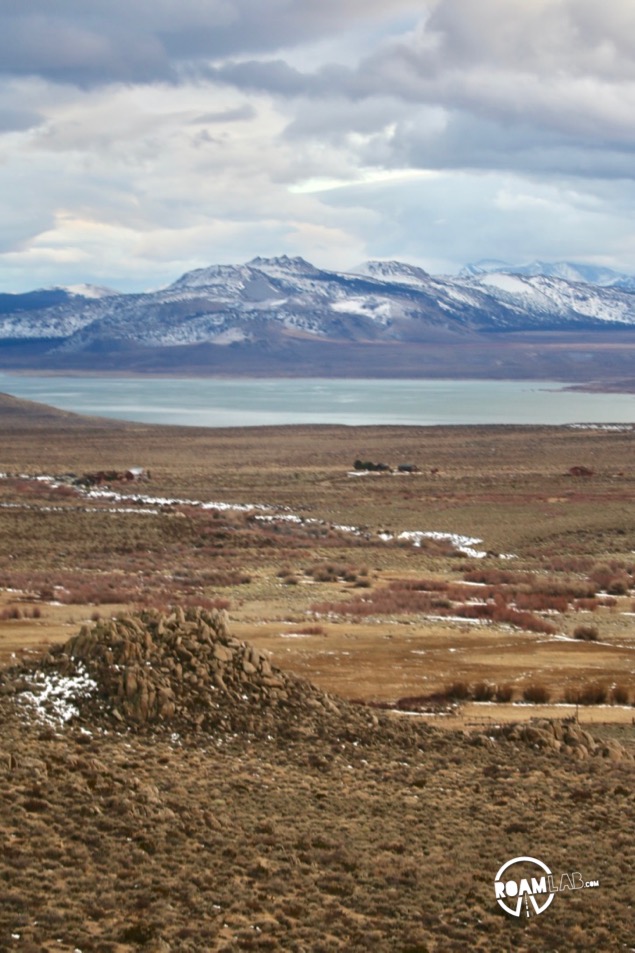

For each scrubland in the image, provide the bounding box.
[0,392,634,951]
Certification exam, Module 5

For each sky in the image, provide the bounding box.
[2,0,635,292]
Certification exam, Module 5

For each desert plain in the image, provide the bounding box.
[0,390,634,952]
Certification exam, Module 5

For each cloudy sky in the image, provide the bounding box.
[2,0,635,292]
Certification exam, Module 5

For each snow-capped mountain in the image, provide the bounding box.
[0,284,119,339]
[62,284,118,300]
[351,260,431,288]
[460,259,635,290]
[0,256,634,377]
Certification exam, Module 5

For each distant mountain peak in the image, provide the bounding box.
[61,283,118,299]
[459,259,509,278]
[351,260,431,287]
[247,255,320,275]
[460,259,635,289]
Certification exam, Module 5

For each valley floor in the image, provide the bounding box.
[1,393,634,950]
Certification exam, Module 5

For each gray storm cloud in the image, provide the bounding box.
[0,0,411,85]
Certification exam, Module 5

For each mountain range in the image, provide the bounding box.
[1,256,634,382]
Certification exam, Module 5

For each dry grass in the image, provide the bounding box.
[1,398,635,950]
[1,409,634,710]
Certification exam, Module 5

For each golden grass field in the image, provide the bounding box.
[1,390,634,952]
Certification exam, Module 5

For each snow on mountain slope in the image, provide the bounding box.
[63,284,118,299]
[352,260,431,288]
[1,256,635,352]
[461,258,635,289]
[469,272,635,325]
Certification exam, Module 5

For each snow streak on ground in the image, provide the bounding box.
[1,473,515,560]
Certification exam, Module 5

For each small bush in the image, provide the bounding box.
[495,683,514,703]
[611,684,630,705]
[353,577,371,588]
[607,575,630,595]
[444,680,470,701]
[574,624,599,642]
[578,682,608,705]
[574,598,598,612]
[522,683,550,704]
[472,681,496,702]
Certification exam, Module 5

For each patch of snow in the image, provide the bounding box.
[18,663,98,725]
[569,423,633,431]
[330,296,395,323]
[65,284,117,299]
[398,530,488,559]
[422,615,489,625]
[480,273,537,296]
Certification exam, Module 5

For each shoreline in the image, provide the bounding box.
[1,366,635,395]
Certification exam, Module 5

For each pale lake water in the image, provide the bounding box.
[0,374,633,427]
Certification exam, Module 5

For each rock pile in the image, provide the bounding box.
[490,718,633,763]
[3,606,375,739]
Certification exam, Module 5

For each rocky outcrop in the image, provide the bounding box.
[489,718,633,762]
[3,606,378,739]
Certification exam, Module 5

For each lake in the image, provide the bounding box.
[0,374,633,427]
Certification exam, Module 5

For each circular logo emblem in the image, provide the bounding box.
[494,855,556,917]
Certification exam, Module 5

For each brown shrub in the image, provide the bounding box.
[522,683,550,704]
[444,680,470,701]
[389,578,449,592]
[574,598,598,612]
[574,624,599,642]
[578,682,608,705]
[607,575,631,595]
[309,562,361,583]
[611,684,630,705]
[462,569,523,585]
[491,605,557,635]
[514,591,569,613]
[494,683,514,703]
[590,562,634,594]
[472,681,496,702]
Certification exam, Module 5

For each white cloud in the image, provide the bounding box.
[1,0,635,290]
